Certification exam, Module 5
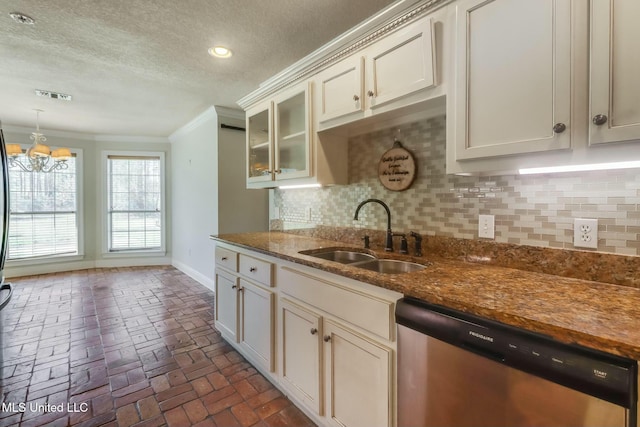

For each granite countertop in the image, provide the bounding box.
[211,231,640,360]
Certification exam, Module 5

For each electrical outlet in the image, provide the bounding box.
[478,214,495,239]
[574,218,598,249]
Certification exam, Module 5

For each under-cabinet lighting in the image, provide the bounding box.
[278,183,322,190]
[518,160,640,175]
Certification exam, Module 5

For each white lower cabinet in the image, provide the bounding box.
[278,265,399,427]
[215,267,274,372]
[214,243,401,427]
[280,298,323,416]
[239,279,274,371]
[215,269,239,342]
[323,320,392,427]
[280,298,393,427]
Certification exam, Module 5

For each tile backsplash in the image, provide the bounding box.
[274,116,640,256]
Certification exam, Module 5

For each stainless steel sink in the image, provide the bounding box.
[301,249,376,264]
[352,259,426,274]
[300,248,426,274]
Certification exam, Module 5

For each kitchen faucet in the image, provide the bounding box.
[353,198,394,252]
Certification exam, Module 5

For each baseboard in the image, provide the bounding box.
[4,257,214,291]
[5,257,172,279]
[171,260,215,292]
[4,260,96,279]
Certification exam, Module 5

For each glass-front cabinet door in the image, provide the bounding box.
[274,82,311,182]
[246,102,274,186]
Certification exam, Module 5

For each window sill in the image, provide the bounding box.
[6,254,84,266]
[102,250,166,259]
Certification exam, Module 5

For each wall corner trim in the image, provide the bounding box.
[169,106,218,142]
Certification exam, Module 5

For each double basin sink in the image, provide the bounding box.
[300,248,426,274]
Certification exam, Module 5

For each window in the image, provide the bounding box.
[106,153,164,252]
[8,153,80,260]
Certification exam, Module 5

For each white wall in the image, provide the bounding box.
[169,106,269,290]
[2,126,172,277]
[169,107,219,288]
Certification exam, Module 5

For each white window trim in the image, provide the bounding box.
[5,146,84,264]
[101,150,166,256]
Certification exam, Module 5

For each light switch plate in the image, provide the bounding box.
[478,214,495,239]
[574,218,598,249]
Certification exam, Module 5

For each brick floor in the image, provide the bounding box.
[0,266,315,427]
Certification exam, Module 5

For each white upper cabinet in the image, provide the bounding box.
[317,55,365,123]
[316,15,439,128]
[448,0,640,174]
[274,84,312,181]
[246,100,274,186]
[366,17,436,109]
[590,0,640,145]
[246,82,312,188]
[453,0,572,161]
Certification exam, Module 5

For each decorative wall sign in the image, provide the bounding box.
[378,140,416,191]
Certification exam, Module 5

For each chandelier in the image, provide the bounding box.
[5,109,71,173]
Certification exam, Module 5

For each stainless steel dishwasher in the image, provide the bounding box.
[396,297,637,427]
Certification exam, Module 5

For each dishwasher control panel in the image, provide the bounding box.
[396,297,637,410]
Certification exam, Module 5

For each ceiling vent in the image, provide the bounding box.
[9,12,35,25]
[35,89,72,101]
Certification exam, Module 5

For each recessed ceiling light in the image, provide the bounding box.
[208,46,232,58]
[9,12,35,25]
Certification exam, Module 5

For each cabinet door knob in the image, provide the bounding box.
[367,90,374,97]
[249,267,257,272]
[323,335,331,342]
[274,169,282,174]
[353,95,360,101]
[592,114,608,126]
[552,123,566,133]
[231,285,237,289]
[310,328,318,335]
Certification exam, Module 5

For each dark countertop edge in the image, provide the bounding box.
[210,233,640,360]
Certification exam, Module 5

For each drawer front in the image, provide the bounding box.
[280,266,394,341]
[215,246,238,271]
[239,254,273,287]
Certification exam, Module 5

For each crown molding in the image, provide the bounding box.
[237,0,451,110]
[214,106,245,121]
[94,135,170,143]
[2,124,169,143]
[169,106,218,142]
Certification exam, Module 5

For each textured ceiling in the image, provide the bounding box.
[0,0,398,137]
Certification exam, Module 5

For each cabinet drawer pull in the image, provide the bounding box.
[249,267,257,272]
[221,256,228,261]
[323,335,331,342]
[238,287,244,292]
[353,94,360,101]
[367,90,374,97]
[310,328,318,335]
[552,123,566,134]
[231,285,237,289]
[274,169,282,174]
[592,114,608,126]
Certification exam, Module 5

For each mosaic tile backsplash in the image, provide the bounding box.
[274,116,640,256]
